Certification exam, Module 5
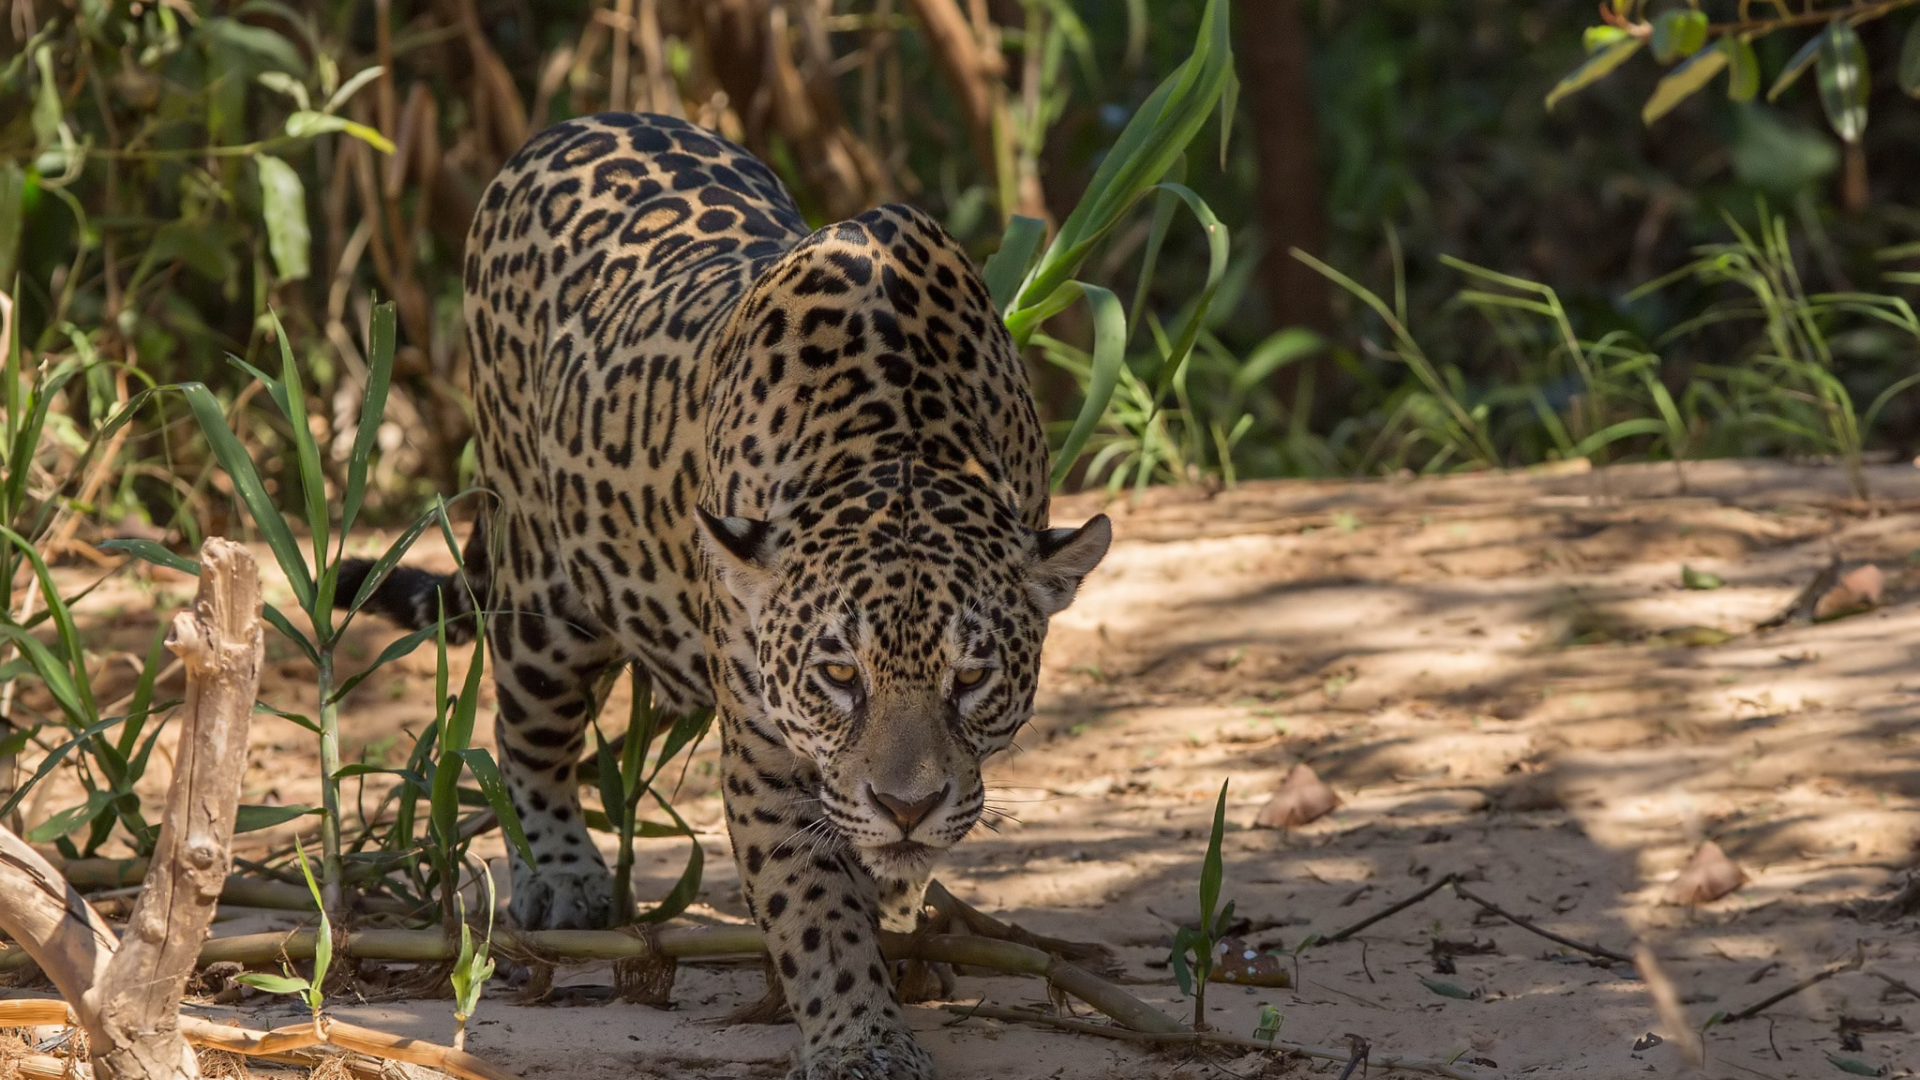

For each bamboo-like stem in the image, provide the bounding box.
[3,926,1181,1036]
[315,648,345,918]
[943,1004,1491,1080]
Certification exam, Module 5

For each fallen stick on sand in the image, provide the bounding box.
[0,999,514,1080]
[941,1003,1491,1080]
[1449,881,1633,964]
[1720,944,1863,1023]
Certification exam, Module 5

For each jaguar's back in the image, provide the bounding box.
[461,113,812,708]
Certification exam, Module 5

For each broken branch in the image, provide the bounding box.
[943,1004,1490,1080]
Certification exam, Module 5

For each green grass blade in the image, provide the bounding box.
[1049,283,1127,490]
[635,783,705,924]
[1009,0,1231,325]
[1199,779,1228,930]
[457,748,535,866]
[175,381,314,610]
[98,538,199,576]
[594,720,627,825]
[983,217,1047,315]
[1127,163,1186,345]
[1545,38,1642,111]
[1142,182,1229,397]
[235,804,318,832]
[649,707,714,786]
[340,302,396,542]
[267,310,330,597]
[327,623,444,705]
[0,526,96,720]
[261,603,320,667]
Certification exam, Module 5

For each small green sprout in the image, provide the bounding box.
[234,839,330,1029]
[1168,780,1232,1030]
[1253,1004,1282,1043]
[450,871,498,1050]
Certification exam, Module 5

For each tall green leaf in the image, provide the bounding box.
[1815,21,1869,142]
[1725,37,1760,103]
[1644,44,1729,124]
[1651,9,1709,63]
[339,303,397,542]
[175,381,314,609]
[1546,38,1642,110]
[982,216,1046,315]
[255,155,310,281]
[1900,18,1920,97]
[1048,283,1127,488]
[1003,0,1233,344]
[268,311,328,593]
[1769,28,1829,102]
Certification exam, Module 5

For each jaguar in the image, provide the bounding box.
[341,111,1110,1079]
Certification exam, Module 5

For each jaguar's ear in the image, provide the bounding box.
[697,508,779,610]
[1027,514,1112,616]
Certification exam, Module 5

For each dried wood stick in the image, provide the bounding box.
[943,1004,1489,1080]
[0,828,120,1012]
[1450,881,1633,964]
[6,924,1182,1039]
[1869,969,1920,1001]
[1722,945,1863,1023]
[1320,873,1456,943]
[93,539,263,1080]
[0,1002,512,1080]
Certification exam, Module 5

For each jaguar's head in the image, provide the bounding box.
[698,462,1109,879]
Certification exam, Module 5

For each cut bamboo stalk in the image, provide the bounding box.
[4,924,1184,1037]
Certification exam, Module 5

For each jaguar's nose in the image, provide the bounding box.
[866,782,950,833]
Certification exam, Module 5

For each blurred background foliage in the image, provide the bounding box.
[2,0,1920,537]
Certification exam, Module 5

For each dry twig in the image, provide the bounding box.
[1450,881,1633,964]
[942,1004,1490,1080]
[1722,945,1864,1023]
[1320,873,1456,943]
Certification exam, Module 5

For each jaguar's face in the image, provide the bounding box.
[698,467,1110,878]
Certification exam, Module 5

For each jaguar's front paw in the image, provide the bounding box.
[788,1025,934,1080]
[508,863,615,929]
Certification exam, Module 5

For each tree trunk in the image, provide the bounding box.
[1234,0,1333,405]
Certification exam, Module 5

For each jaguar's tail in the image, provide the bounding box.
[335,520,488,645]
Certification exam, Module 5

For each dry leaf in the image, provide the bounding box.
[1254,763,1340,828]
[1815,563,1884,622]
[1663,840,1747,905]
[1207,937,1291,987]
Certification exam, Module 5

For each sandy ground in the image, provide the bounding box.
[14,458,1920,1079]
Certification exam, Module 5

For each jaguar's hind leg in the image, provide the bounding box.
[486,515,626,929]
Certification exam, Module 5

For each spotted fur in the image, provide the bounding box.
[342,113,1110,1079]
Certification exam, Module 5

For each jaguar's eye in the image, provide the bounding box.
[953,667,988,689]
[819,662,859,687]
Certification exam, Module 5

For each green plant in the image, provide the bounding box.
[0,284,187,856]
[1293,237,1502,473]
[235,840,332,1028]
[589,668,712,926]
[1634,202,1920,500]
[1547,0,1920,141]
[1168,780,1233,1031]
[1253,1003,1282,1043]
[106,302,527,916]
[982,0,1236,491]
[450,873,497,1052]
